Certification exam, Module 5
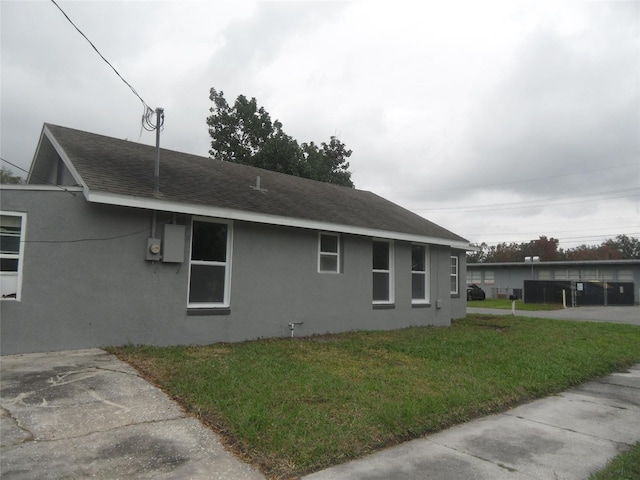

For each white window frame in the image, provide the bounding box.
[187,217,233,308]
[450,255,459,295]
[372,239,394,305]
[411,244,429,304]
[1,212,26,302]
[318,232,340,273]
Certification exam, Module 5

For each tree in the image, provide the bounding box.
[0,168,24,184]
[485,242,523,263]
[301,137,353,186]
[528,236,560,261]
[207,88,354,187]
[604,234,640,259]
[466,242,488,263]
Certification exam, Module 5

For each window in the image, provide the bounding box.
[568,269,581,280]
[411,244,429,303]
[188,219,232,307]
[468,270,481,284]
[318,233,340,273]
[601,270,614,281]
[538,270,551,280]
[450,256,459,295]
[1,213,26,301]
[483,271,495,285]
[618,270,633,281]
[372,240,393,303]
[583,270,598,280]
[555,269,568,280]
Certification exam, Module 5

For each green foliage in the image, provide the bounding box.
[207,88,354,187]
[468,234,640,263]
[111,317,640,479]
[0,167,24,184]
[589,441,640,480]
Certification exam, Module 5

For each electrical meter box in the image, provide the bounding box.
[146,238,162,261]
[162,224,185,263]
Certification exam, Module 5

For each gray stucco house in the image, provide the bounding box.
[1,124,472,355]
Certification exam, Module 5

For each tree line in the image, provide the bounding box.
[467,235,640,263]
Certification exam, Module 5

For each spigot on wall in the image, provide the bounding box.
[288,322,304,338]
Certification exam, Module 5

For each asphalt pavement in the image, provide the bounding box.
[1,306,639,479]
[467,304,640,325]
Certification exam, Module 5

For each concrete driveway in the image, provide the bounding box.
[1,349,265,480]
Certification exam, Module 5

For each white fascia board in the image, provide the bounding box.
[0,185,83,192]
[42,125,88,193]
[86,190,473,249]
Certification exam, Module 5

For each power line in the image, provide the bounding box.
[50,0,150,111]
[463,225,640,237]
[23,228,149,244]
[49,0,163,132]
[411,188,639,213]
[21,214,181,245]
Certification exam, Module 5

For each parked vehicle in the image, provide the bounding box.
[467,284,486,301]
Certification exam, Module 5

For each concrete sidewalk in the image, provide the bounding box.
[0,349,265,480]
[303,364,640,480]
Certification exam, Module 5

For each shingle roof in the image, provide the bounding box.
[38,123,469,246]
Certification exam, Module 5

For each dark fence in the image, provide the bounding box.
[524,280,635,306]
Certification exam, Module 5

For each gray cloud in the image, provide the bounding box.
[462,2,639,199]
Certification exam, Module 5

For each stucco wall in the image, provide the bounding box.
[229,224,458,339]
[1,189,461,355]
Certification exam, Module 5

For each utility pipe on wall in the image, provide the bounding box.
[153,107,164,193]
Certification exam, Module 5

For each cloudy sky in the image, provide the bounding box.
[1,0,638,250]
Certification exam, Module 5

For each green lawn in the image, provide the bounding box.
[110,315,640,479]
[589,441,640,480]
[468,298,564,310]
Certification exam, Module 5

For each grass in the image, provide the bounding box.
[109,315,640,479]
[468,298,564,310]
[589,441,640,480]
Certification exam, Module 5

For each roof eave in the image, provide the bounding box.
[86,190,473,249]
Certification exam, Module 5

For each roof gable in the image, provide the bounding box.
[30,123,470,248]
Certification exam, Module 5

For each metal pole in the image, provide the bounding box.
[154,107,164,193]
